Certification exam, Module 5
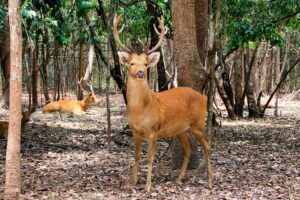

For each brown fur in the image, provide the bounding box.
[42,93,97,115]
[118,52,212,191]
[0,111,32,139]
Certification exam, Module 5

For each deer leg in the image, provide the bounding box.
[191,125,213,189]
[131,133,142,186]
[146,133,157,192]
[176,133,192,183]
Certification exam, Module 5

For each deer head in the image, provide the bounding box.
[78,77,97,103]
[113,14,166,81]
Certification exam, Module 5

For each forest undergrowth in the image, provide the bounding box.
[0,94,299,199]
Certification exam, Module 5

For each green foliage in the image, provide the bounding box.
[222,0,300,48]
[0,5,7,29]
[76,0,97,17]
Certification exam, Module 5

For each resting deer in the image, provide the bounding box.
[113,14,212,191]
[0,111,32,139]
[42,78,97,115]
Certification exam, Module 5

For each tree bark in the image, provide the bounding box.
[259,42,268,94]
[266,47,274,94]
[233,48,244,117]
[244,46,261,117]
[171,0,207,170]
[0,9,10,108]
[5,0,22,198]
[96,0,127,103]
[40,26,50,104]
[77,42,84,100]
[146,2,168,92]
[31,38,39,111]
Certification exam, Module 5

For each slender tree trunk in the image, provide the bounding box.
[161,38,177,88]
[260,43,268,94]
[233,48,244,117]
[215,69,236,119]
[31,38,39,111]
[24,46,32,111]
[5,0,22,198]
[77,42,84,100]
[40,26,50,104]
[0,6,10,108]
[274,46,281,89]
[253,46,259,93]
[245,46,261,117]
[96,1,127,103]
[146,2,168,92]
[1,55,10,107]
[266,48,274,94]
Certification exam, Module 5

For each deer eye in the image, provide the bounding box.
[131,63,134,66]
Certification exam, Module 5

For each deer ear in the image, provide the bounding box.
[147,52,160,67]
[118,51,129,65]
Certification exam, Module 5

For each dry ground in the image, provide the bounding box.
[0,93,299,199]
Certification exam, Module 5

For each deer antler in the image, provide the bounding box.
[113,14,132,53]
[78,77,94,93]
[145,17,167,54]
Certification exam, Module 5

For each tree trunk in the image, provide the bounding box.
[253,46,260,93]
[245,46,261,117]
[274,46,281,89]
[40,26,50,104]
[146,2,168,92]
[233,48,244,117]
[171,0,207,170]
[0,5,10,108]
[77,42,84,100]
[31,38,39,111]
[1,55,10,108]
[5,0,22,198]
[96,1,127,103]
[195,0,208,65]
[260,43,268,94]
[215,68,236,119]
[161,38,177,88]
[266,48,274,94]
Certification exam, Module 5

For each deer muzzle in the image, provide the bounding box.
[136,70,145,79]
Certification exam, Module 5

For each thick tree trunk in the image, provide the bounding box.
[195,0,208,65]
[5,0,22,198]
[77,42,84,100]
[171,0,207,170]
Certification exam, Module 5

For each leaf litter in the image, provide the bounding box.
[0,94,299,199]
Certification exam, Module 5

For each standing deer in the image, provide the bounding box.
[42,78,97,115]
[113,14,212,191]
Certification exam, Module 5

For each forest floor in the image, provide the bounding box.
[0,93,299,200]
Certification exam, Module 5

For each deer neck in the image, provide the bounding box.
[126,77,155,110]
[81,99,91,111]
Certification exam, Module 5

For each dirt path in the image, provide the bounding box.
[0,94,299,199]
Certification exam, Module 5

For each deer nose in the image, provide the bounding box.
[136,70,145,79]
